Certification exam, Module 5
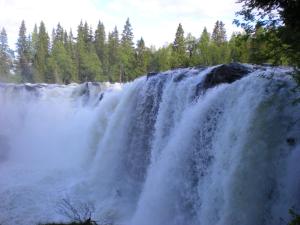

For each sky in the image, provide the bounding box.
[0,0,243,49]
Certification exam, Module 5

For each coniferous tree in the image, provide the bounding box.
[120,18,135,81]
[0,28,12,77]
[211,20,229,64]
[235,0,300,66]
[95,21,108,79]
[33,21,50,82]
[185,33,197,66]
[229,32,249,63]
[54,23,64,43]
[196,27,211,65]
[76,22,102,82]
[48,23,76,84]
[171,23,187,68]
[107,27,120,82]
[248,26,268,64]
[212,21,227,46]
[154,45,172,72]
[16,20,32,82]
[31,24,38,59]
[135,37,148,75]
[65,30,76,61]
[95,21,106,62]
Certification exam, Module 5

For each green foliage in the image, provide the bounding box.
[211,21,227,46]
[193,27,211,65]
[0,28,12,78]
[2,16,299,84]
[229,32,249,63]
[120,18,135,81]
[134,37,148,75]
[107,27,120,82]
[95,21,108,79]
[171,23,187,68]
[33,21,50,82]
[16,20,32,82]
[235,0,300,67]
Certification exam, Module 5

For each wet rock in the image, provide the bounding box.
[203,63,252,89]
[24,84,36,92]
[286,137,296,146]
[147,72,159,79]
[99,93,104,102]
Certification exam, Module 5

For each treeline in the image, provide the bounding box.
[0,18,296,83]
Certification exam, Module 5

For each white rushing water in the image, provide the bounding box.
[0,64,299,225]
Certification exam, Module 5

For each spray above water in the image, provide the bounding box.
[0,64,299,225]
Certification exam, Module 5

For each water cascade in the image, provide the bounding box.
[0,63,299,225]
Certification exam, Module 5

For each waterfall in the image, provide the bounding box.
[0,64,299,225]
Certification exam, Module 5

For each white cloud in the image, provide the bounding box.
[0,0,242,49]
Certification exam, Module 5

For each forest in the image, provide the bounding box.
[0,0,299,84]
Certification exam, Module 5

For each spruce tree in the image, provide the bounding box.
[135,37,148,75]
[153,45,172,72]
[49,23,76,84]
[196,27,211,65]
[31,24,38,59]
[95,21,108,79]
[107,27,120,82]
[33,21,50,82]
[16,20,32,82]
[248,26,269,64]
[120,18,135,80]
[76,22,102,82]
[211,21,229,64]
[212,21,227,46]
[171,23,187,68]
[185,33,197,65]
[229,32,249,63]
[0,28,12,77]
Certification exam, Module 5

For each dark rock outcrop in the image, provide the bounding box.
[147,72,159,79]
[203,63,252,89]
[194,63,252,97]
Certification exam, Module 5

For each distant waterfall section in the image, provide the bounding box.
[0,63,299,225]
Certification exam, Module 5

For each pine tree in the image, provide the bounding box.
[0,28,12,77]
[212,21,227,46]
[195,27,211,65]
[48,23,76,84]
[107,27,120,82]
[16,20,32,82]
[211,21,229,64]
[154,45,172,72]
[185,33,197,66]
[171,23,187,68]
[31,24,38,59]
[121,18,134,47]
[76,22,102,82]
[135,37,148,75]
[248,26,269,64]
[120,18,135,80]
[33,21,50,82]
[229,32,249,63]
[54,23,64,43]
[95,21,108,79]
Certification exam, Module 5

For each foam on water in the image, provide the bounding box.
[0,65,299,225]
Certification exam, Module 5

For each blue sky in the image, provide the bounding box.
[0,0,242,49]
